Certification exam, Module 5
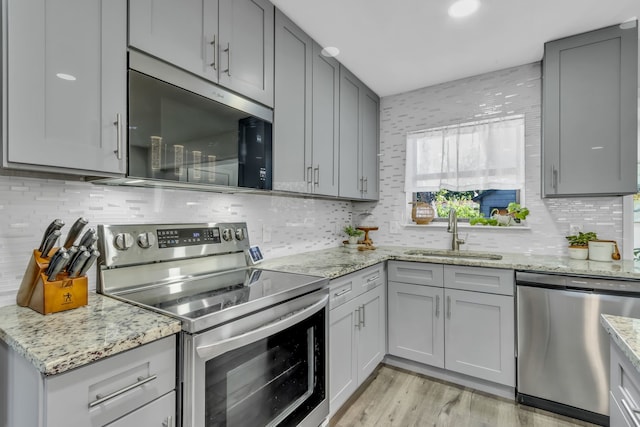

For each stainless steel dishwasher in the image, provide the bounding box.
[516,271,640,426]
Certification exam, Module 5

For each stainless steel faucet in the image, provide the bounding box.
[447,209,465,251]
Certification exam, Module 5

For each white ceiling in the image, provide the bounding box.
[270,0,640,97]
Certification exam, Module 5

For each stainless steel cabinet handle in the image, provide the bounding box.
[436,295,440,318]
[209,35,216,69]
[163,416,173,427]
[621,398,640,427]
[88,375,157,408]
[223,43,231,76]
[364,177,368,193]
[334,288,350,297]
[306,166,313,184]
[447,296,451,319]
[314,166,319,186]
[552,166,558,191]
[361,304,365,327]
[366,275,379,283]
[359,177,363,192]
[354,307,360,328]
[113,113,122,160]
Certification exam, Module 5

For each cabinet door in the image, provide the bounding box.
[129,0,218,83]
[219,0,274,107]
[357,285,386,382]
[311,43,340,196]
[444,289,515,386]
[360,87,379,200]
[329,298,359,416]
[338,66,363,199]
[6,0,126,175]
[388,282,444,368]
[106,392,175,427]
[542,22,638,197]
[273,9,312,193]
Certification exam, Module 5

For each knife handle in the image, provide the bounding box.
[69,251,90,277]
[78,251,99,277]
[79,228,97,249]
[47,253,70,282]
[40,230,61,259]
[47,247,68,276]
[63,217,88,249]
[38,219,64,252]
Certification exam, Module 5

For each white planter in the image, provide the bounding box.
[348,236,359,245]
[568,246,588,260]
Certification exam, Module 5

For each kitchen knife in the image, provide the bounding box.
[38,219,64,252]
[68,245,85,269]
[65,246,79,268]
[78,228,98,249]
[78,250,99,277]
[47,252,70,282]
[68,251,90,277]
[63,217,88,249]
[47,247,68,275]
[40,230,61,258]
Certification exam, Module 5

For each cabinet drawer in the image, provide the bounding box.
[444,265,514,296]
[610,341,640,426]
[329,263,385,310]
[359,264,385,294]
[46,336,176,427]
[329,278,355,309]
[388,261,443,287]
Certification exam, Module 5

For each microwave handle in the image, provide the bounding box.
[196,294,327,359]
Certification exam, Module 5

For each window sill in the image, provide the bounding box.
[402,222,531,231]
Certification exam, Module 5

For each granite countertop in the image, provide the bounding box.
[0,293,181,376]
[601,314,640,375]
[259,245,640,281]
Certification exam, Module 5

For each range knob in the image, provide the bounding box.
[113,233,134,251]
[137,232,157,249]
[235,228,246,241]
[222,228,234,242]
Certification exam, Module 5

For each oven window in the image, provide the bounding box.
[204,309,325,426]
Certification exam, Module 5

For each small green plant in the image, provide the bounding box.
[507,202,530,221]
[469,215,498,226]
[565,231,597,247]
[344,226,364,237]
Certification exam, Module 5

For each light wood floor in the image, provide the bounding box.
[330,365,599,427]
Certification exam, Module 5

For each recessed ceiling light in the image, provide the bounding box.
[321,46,340,57]
[56,73,77,81]
[448,0,480,18]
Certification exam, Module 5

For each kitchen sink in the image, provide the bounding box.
[403,249,503,260]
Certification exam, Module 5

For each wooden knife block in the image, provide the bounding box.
[16,249,88,315]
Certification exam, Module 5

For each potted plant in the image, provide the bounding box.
[344,226,364,245]
[507,202,530,223]
[565,231,597,260]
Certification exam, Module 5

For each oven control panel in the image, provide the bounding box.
[98,222,250,268]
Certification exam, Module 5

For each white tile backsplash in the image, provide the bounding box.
[0,176,351,306]
[355,61,625,257]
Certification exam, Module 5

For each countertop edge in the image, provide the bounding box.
[601,314,640,376]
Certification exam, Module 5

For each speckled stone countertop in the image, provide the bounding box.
[601,314,640,375]
[259,246,640,281]
[0,293,181,376]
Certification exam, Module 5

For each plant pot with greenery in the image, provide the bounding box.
[565,231,597,260]
[344,226,364,245]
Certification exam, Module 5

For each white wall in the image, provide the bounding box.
[354,62,625,256]
[0,176,352,306]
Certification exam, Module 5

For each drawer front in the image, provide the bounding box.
[388,261,443,287]
[47,335,176,427]
[359,263,386,294]
[329,263,386,310]
[444,265,514,296]
[610,341,640,426]
[329,277,355,310]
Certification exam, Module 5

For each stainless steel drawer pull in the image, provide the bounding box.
[88,375,158,408]
[367,275,379,283]
[113,113,122,160]
[334,288,350,297]
[621,398,640,427]
[307,166,313,184]
[361,304,366,327]
[314,166,320,186]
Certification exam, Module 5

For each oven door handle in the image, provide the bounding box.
[196,294,328,359]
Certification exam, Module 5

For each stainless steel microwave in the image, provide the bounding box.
[123,51,273,191]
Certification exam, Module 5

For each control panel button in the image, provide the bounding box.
[113,233,134,251]
[137,232,157,249]
[222,228,234,242]
[235,228,245,241]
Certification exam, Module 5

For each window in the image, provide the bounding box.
[406,115,525,222]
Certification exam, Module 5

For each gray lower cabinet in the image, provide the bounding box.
[0,336,176,427]
[273,9,341,196]
[130,0,274,107]
[338,66,380,200]
[3,0,127,176]
[329,264,386,416]
[542,21,638,197]
[388,261,515,387]
[609,341,640,427]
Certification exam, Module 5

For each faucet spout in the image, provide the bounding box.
[447,209,465,251]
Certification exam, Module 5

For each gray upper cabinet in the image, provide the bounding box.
[339,66,380,200]
[129,0,274,107]
[273,10,340,196]
[542,22,638,197]
[3,0,127,176]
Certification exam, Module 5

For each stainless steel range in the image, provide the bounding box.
[97,222,329,427]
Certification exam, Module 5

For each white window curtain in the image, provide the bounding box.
[405,115,525,193]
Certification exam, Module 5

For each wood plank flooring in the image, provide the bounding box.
[330,365,599,427]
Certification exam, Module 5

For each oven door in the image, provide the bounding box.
[183,289,328,427]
